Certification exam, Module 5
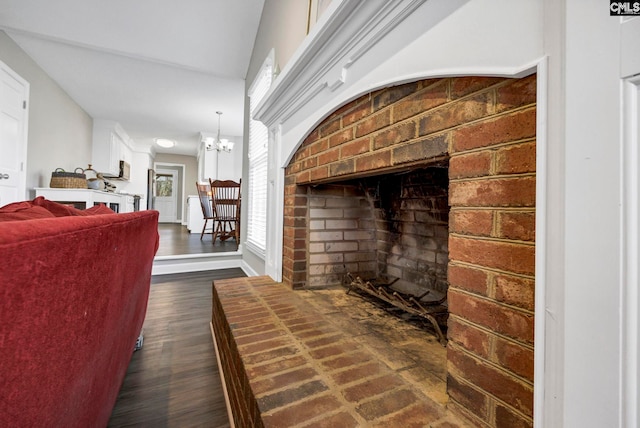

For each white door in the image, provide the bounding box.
[0,60,29,206]
[155,169,178,223]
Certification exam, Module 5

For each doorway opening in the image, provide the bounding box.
[153,162,185,223]
[155,169,178,223]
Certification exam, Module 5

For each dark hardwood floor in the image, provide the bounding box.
[108,268,246,428]
[155,224,238,257]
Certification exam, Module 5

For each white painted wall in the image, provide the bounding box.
[197,135,243,183]
[216,136,243,182]
[245,0,309,86]
[0,30,92,197]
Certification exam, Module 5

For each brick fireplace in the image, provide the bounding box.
[281,75,536,426]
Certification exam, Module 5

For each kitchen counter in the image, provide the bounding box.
[34,188,135,213]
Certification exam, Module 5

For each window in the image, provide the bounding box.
[156,174,173,197]
[246,53,273,255]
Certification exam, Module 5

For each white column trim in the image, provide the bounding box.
[533,56,549,428]
[265,124,284,282]
[621,74,640,428]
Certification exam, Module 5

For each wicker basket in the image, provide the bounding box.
[49,168,87,189]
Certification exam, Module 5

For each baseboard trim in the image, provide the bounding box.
[240,260,260,277]
[152,253,242,275]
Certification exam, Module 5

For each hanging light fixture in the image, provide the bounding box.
[205,111,234,152]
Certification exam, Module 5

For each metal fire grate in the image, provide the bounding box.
[345,272,448,346]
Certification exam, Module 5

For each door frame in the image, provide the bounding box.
[154,162,186,223]
[0,58,29,205]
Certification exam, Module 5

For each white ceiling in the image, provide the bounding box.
[0,0,265,155]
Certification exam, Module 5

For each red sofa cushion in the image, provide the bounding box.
[31,196,115,217]
[0,197,116,222]
[0,200,56,222]
[84,203,116,215]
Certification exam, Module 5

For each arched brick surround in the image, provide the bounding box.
[282,75,536,427]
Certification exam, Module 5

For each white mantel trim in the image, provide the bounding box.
[254,0,430,128]
[255,0,543,169]
[255,0,543,282]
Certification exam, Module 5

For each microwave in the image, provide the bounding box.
[103,160,130,180]
[118,160,131,180]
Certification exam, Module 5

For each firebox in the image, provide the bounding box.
[302,165,451,342]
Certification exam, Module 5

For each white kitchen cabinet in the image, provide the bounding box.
[120,141,133,165]
[34,188,132,213]
[92,120,133,177]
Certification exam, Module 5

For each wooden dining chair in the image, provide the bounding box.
[195,182,214,240]
[209,179,241,249]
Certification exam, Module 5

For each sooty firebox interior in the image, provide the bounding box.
[306,164,450,343]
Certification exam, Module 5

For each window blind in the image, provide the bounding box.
[246,62,272,254]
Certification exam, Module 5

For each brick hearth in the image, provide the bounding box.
[211,276,469,427]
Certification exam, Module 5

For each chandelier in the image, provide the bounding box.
[205,111,234,152]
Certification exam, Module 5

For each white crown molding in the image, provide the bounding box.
[253,0,428,128]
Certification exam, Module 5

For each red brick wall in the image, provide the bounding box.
[283,75,536,427]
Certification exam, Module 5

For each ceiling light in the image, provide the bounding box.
[156,138,175,148]
[206,111,234,153]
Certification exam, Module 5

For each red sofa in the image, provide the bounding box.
[0,198,159,427]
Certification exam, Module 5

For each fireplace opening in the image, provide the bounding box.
[305,164,450,343]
